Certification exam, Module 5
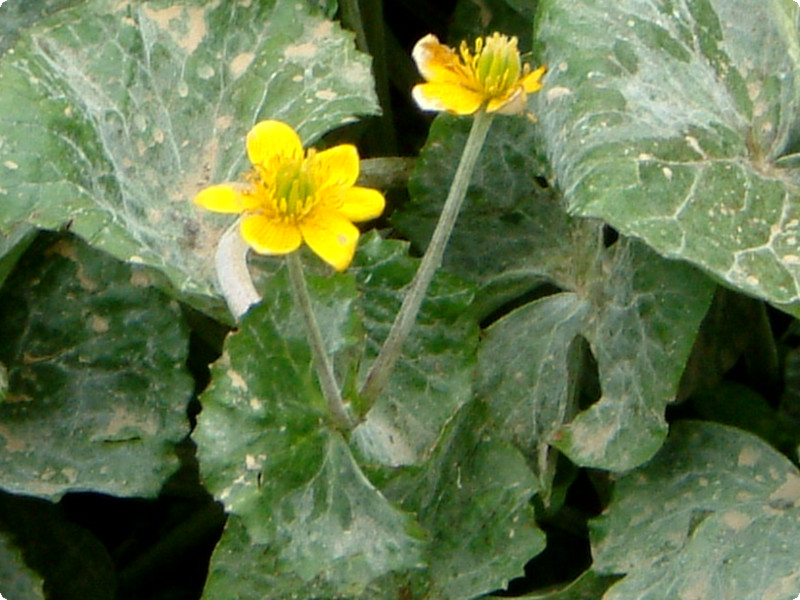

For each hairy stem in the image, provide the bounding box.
[287,252,354,431]
[360,110,494,403]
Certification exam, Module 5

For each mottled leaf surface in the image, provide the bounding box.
[350,233,479,466]
[516,569,618,600]
[194,263,426,595]
[0,223,36,290]
[0,0,378,306]
[386,400,545,600]
[396,116,561,319]
[0,234,192,499]
[0,0,86,56]
[536,0,800,313]
[201,516,319,600]
[202,515,420,600]
[401,111,715,473]
[476,233,714,472]
[204,402,544,600]
[591,421,800,600]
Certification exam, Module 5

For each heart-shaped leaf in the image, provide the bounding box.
[536,0,800,314]
[591,421,800,599]
[0,0,378,309]
[0,234,192,499]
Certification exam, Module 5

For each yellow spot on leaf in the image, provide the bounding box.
[738,445,760,467]
[141,5,208,54]
[229,52,255,78]
[90,315,110,333]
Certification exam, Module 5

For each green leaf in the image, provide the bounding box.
[0,492,115,599]
[400,110,715,473]
[397,115,561,319]
[0,0,86,57]
[691,381,800,454]
[516,569,618,599]
[194,264,426,595]
[591,421,800,600]
[0,361,7,403]
[0,223,37,290]
[203,515,418,600]
[0,0,379,308]
[536,0,800,314]
[0,233,192,499]
[478,237,715,472]
[201,516,317,600]
[350,233,480,466]
[0,531,45,600]
[387,400,545,600]
[450,0,535,45]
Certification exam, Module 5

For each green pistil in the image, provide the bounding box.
[477,35,521,96]
[261,154,320,222]
[275,161,315,217]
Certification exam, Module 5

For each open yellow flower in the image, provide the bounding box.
[411,32,546,115]
[194,120,385,271]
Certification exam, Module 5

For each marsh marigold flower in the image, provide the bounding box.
[411,32,546,115]
[194,120,385,271]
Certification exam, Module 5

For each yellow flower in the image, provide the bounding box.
[411,32,546,115]
[194,120,385,271]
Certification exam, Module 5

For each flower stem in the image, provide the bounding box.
[360,110,494,403]
[286,252,354,431]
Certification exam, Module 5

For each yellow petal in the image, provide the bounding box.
[521,65,547,93]
[412,82,485,114]
[194,184,254,213]
[314,144,359,190]
[240,214,302,255]
[299,210,359,271]
[246,120,303,168]
[412,34,468,85]
[334,187,385,222]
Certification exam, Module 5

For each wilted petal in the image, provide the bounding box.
[487,87,526,114]
[314,144,360,190]
[246,120,303,168]
[412,82,485,115]
[299,210,360,271]
[240,214,302,255]
[412,34,467,84]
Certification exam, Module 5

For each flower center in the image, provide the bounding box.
[465,33,522,98]
[252,150,319,222]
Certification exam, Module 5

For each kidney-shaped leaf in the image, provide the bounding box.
[479,238,715,473]
[0,0,378,303]
[194,265,426,595]
[591,421,800,600]
[397,106,714,473]
[0,234,192,499]
[536,0,800,314]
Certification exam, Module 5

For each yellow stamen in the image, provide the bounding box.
[411,32,546,116]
